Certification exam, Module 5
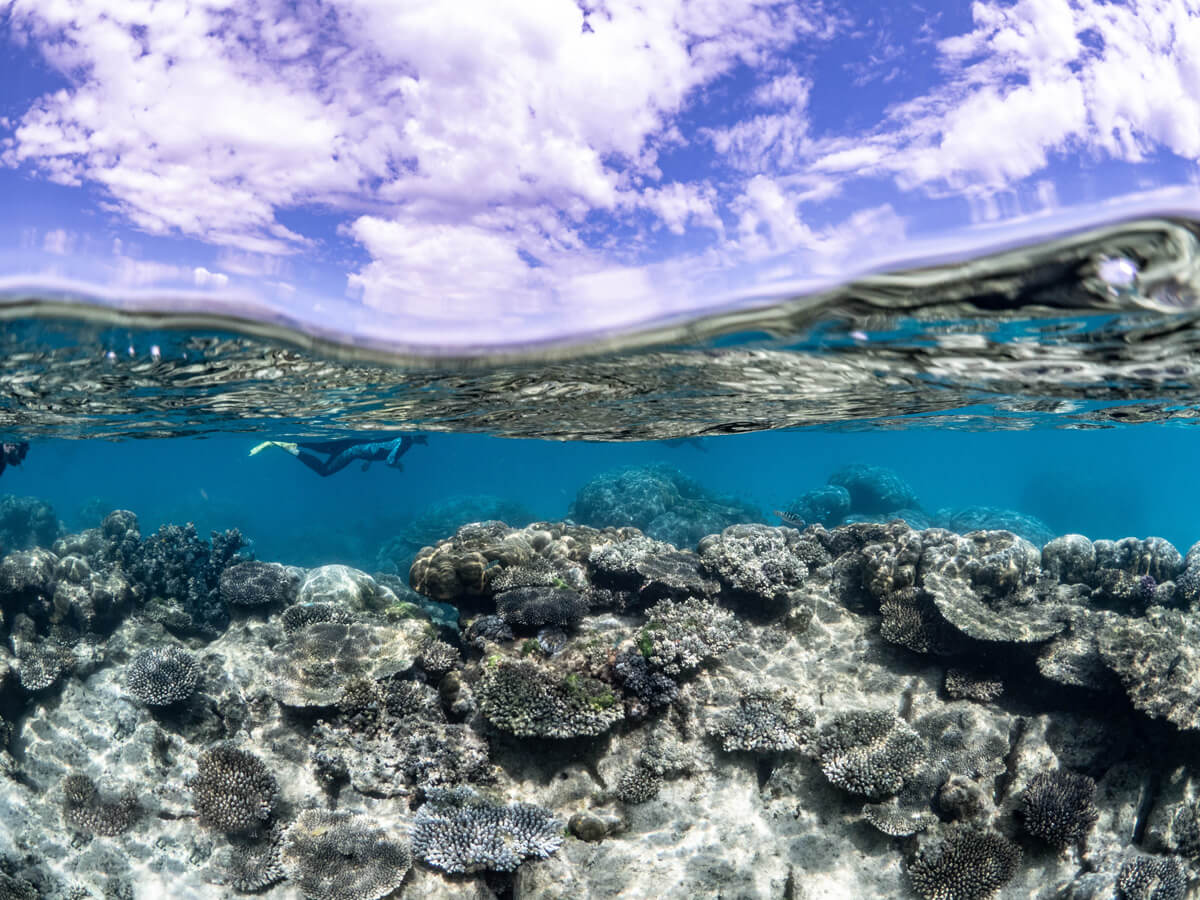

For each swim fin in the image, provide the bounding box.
[249,441,300,457]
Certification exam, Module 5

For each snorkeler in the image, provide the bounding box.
[249,434,428,477]
[0,442,28,478]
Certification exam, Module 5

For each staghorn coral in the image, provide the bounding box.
[637,595,740,675]
[130,523,248,636]
[190,745,277,834]
[908,825,1021,900]
[281,810,411,900]
[707,687,814,754]
[411,786,562,874]
[1019,770,1099,849]
[125,645,200,706]
[14,640,74,691]
[476,657,622,738]
[61,774,139,837]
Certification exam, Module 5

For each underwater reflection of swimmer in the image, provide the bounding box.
[0,442,28,477]
[249,435,428,477]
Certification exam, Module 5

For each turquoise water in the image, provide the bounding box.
[9,426,1199,567]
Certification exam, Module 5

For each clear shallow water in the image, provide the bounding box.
[7,223,1200,899]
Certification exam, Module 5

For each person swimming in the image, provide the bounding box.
[250,434,428,477]
[0,442,27,478]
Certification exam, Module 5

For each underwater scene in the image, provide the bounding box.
[13,1,1200,899]
[1,220,1200,900]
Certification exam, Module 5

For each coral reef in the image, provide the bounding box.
[636,594,740,674]
[907,825,1021,900]
[61,774,139,836]
[0,495,61,553]
[570,464,759,547]
[124,644,200,706]
[1020,770,1099,849]
[411,787,562,874]
[281,810,411,900]
[190,745,278,834]
[131,523,248,636]
[707,687,814,754]
[218,560,298,607]
[476,657,622,738]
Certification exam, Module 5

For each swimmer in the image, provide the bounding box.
[250,434,427,477]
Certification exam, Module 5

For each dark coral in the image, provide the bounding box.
[190,745,278,834]
[495,586,588,629]
[281,810,411,900]
[828,464,919,516]
[61,774,139,837]
[476,658,622,738]
[1019,770,1099,849]
[464,614,514,649]
[908,825,1021,900]
[411,786,562,874]
[219,561,297,608]
[613,649,678,708]
[0,495,61,553]
[131,523,248,636]
[126,645,200,706]
[1117,855,1187,900]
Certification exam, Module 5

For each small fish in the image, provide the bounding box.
[774,509,806,529]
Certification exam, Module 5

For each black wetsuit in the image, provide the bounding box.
[293,435,426,477]
[0,442,28,477]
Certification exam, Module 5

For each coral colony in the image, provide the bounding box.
[2,465,1200,897]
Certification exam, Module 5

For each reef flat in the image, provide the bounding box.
[0,484,1199,898]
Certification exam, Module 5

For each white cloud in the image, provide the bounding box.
[193,266,230,289]
[42,228,73,255]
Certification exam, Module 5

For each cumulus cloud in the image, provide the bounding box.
[193,266,230,289]
[6,0,1200,341]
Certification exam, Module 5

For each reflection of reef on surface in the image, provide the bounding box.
[12,219,1200,442]
[5,495,1200,898]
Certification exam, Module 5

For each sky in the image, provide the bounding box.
[3,0,1200,351]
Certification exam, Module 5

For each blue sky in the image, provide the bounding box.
[2,0,1200,351]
